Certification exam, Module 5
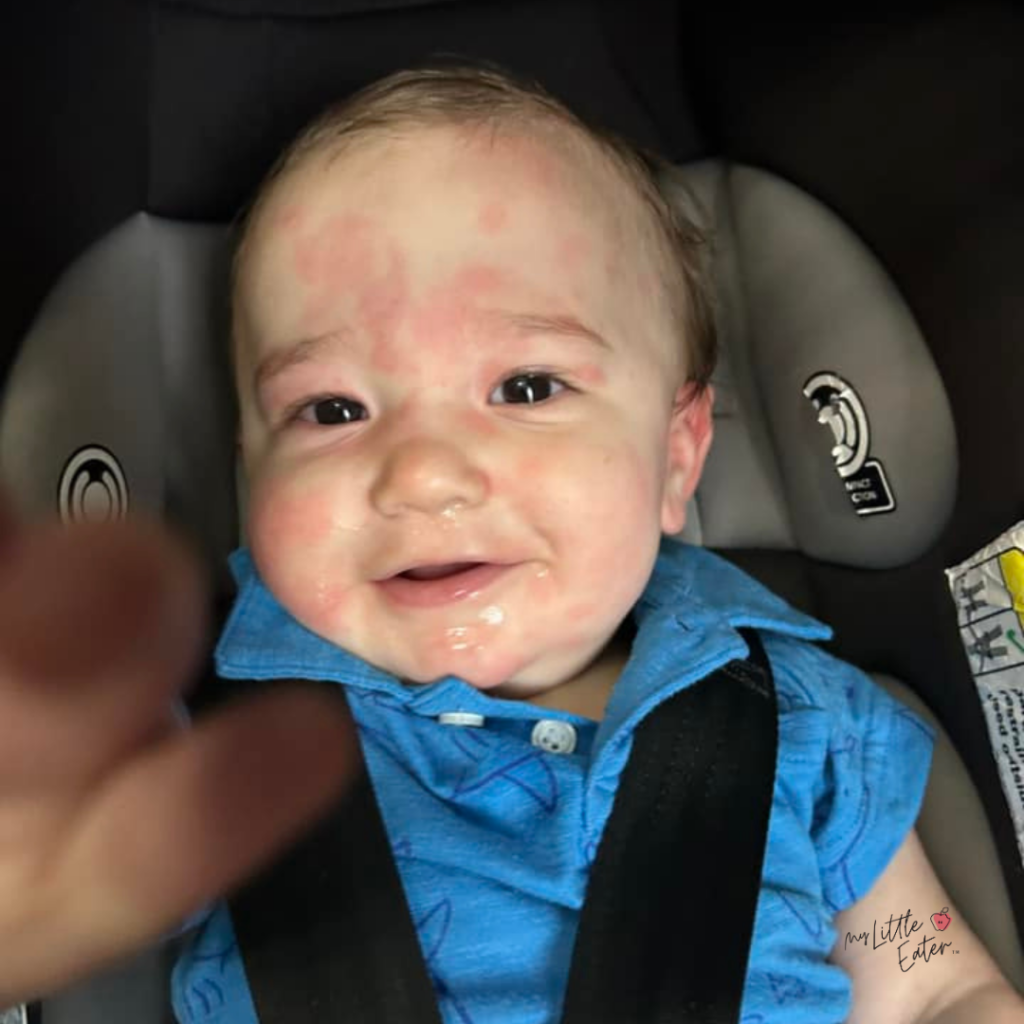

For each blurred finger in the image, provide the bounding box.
[0,516,208,793]
[28,685,362,996]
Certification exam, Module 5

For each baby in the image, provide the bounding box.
[1,59,1022,1024]
[172,61,1022,1024]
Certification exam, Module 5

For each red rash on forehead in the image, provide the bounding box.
[636,269,659,298]
[291,211,373,288]
[405,263,504,358]
[478,201,509,236]
[491,130,564,191]
[272,203,304,233]
[557,233,592,274]
[290,211,410,358]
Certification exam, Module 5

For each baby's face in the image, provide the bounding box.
[232,123,711,699]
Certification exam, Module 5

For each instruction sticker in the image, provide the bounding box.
[947,522,1024,862]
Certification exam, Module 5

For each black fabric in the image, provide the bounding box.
[147,0,696,220]
[229,627,775,1023]
[560,627,776,1024]
[231,762,444,1024]
[163,1,465,15]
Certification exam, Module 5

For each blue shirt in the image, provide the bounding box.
[172,537,935,1024]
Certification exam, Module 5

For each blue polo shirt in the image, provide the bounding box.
[172,537,935,1024]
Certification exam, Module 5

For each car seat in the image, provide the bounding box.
[2,2,1023,1022]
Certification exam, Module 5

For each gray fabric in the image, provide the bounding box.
[0,214,237,588]
[664,163,798,550]
[39,945,178,1024]
[1,216,166,519]
[668,161,958,567]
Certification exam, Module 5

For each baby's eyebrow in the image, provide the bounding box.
[253,333,339,395]
[253,311,611,394]
[483,310,612,352]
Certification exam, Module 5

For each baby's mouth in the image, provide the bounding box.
[377,561,511,608]
[398,562,483,581]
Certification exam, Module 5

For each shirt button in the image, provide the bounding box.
[531,719,578,755]
[438,712,486,727]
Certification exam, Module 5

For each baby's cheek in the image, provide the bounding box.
[286,572,354,634]
[249,485,336,550]
[248,484,331,580]
[545,444,659,594]
[456,406,500,438]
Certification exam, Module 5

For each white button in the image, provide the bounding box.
[438,712,486,727]
[531,719,578,754]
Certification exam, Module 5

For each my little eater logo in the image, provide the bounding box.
[844,907,956,971]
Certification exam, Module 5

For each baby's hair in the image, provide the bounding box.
[231,57,717,391]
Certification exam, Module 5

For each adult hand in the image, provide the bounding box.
[0,494,359,1006]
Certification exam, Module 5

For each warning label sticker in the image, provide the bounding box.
[947,522,1024,863]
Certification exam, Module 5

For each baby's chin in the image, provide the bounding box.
[393,659,533,692]
[386,646,553,694]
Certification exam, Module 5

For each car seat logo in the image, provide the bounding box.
[57,445,129,524]
[803,372,896,516]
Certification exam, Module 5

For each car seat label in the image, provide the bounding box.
[947,521,1024,865]
[803,371,896,516]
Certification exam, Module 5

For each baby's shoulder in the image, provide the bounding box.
[757,630,862,706]
[755,629,932,746]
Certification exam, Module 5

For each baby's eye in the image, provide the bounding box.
[491,372,569,405]
[294,396,368,426]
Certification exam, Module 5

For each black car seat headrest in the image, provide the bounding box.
[0,160,957,586]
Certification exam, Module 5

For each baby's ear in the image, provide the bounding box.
[660,384,714,536]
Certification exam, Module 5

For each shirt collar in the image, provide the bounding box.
[215,537,831,728]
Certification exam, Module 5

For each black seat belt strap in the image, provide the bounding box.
[228,683,443,1024]
[231,628,777,1024]
[559,626,777,1024]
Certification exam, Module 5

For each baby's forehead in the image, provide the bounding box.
[232,119,673,374]
[258,120,636,247]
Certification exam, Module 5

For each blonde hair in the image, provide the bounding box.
[231,58,717,390]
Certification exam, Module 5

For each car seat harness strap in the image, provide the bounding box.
[229,627,777,1024]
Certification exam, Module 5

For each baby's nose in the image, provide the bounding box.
[369,436,489,518]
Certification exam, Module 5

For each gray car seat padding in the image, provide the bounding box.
[670,161,958,567]
[0,217,238,593]
[0,161,1011,1021]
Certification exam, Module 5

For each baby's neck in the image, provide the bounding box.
[524,626,634,722]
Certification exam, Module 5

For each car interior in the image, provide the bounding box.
[2,2,1023,1021]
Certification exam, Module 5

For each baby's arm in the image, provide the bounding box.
[828,826,1024,1022]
